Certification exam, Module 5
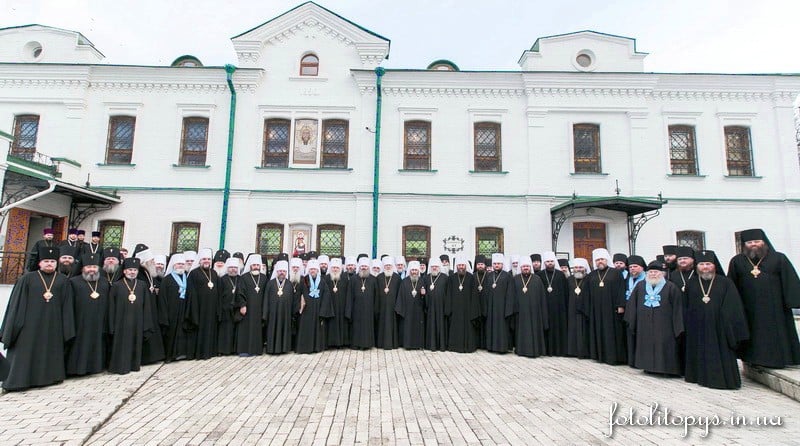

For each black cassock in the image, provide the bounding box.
[624,280,684,375]
[537,268,569,356]
[108,278,153,375]
[185,267,221,360]
[263,278,297,354]
[346,275,377,349]
[473,270,490,350]
[507,273,548,358]
[218,274,239,355]
[484,270,513,353]
[395,277,426,349]
[728,252,800,368]
[325,274,350,347]
[1,271,74,391]
[580,267,627,365]
[0,351,8,382]
[234,273,267,355]
[103,268,123,284]
[684,274,749,389]
[65,276,110,376]
[566,275,590,359]
[26,239,56,271]
[295,276,334,354]
[375,273,400,349]
[424,273,449,351]
[160,272,193,361]
[446,272,480,353]
[138,269,166,364]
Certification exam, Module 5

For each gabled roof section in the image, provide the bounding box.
[519,30,647,73]
[0,24,104,63]
[528,30,647,55]
[231,1,389,68]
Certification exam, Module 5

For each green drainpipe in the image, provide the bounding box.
[371,67,385,258]
[220,64,237,249]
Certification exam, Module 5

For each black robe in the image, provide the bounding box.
[103,268,123,284]
[295,275,334,354]
[185,267,221,360]
[375,273,400,349]
[233,273,266,355]
[160,272,193,361]
[537,268,569,356]
[0,351,8,382]
[65,276,110,376]
[424,273,449,351]
[218,274,239,355]
[507,273,548,358]
[138,269,166,364]
[26,239,56,271]
[263,278,297,354]
[395,276,426,349]
[484,269,513,353]
[624,280,684,375]
[446,272,481,353]
[81,242,103,256]
[580,267,627,365]
[108,277,153,375]
[1,271,74,391]
[566,275,590,359]
[473,270,490,349]
[325,274,350,347]
[624,273,646,367]
[728,252,800,368]
[346,274,377,349]
[684,274,749,389]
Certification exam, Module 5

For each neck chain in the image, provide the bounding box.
[276,277,285,296]
[476,271,486,291]
[38,270,57,302]
[85,277,100,299]
[410,277,420,297]
[332,277,339,293]
[598,268,610,287]
[574,277,584,295]
[124,278,138,303]
[144,269,155,293]
[521,274,532,293]
[228,275,239,293]
[382,274,392,294]
[360,277,367,292]
[457,273,466,291]
[746,256,764,278]
[248,273,260,293]
[428,273,439,291]
[543,269,554,293]
[200,268,214,289]
[90,243,99,254]
[698,275,715,304]
[679,270,694,292]
[491,270,502,289]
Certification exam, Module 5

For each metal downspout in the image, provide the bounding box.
[371,67,385,258]
[220,64,237,249]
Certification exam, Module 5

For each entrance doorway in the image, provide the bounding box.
[573,222,607,261]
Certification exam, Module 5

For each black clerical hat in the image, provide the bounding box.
[646,260,666,271]
[276,253,289,262]
[133,243,149,256]
[91,231,101,237]
[214,249,230,263]
[60,245,79,259]
[439,254,450,263]
[695,250,717,264]
[122,258,140,270]
[662,245,677,255]
[627,255,646,268]
[81,253,101,267]
[474,255,487,266]
[613,253,628,264]
[233,252,244,260]
[77,230,86,236]
[357,253,369,260]
[103,247,121,260]
[530,254,542,262]
[656,255,665,263]
[676,246,695,259]
[300,253,310,261]
[558,259,569,267]
[417,257,428,265]
[740,228,766,243]
[38,246,59,261]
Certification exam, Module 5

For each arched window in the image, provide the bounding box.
[300,54,319,76]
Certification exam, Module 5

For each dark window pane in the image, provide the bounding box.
[474,123,501,172]
[404,122,431,170]
[573,124,600,173]
[321,121,348,168]
[725,126,753,176]
[669,126,697,175]
[263,120,290,168]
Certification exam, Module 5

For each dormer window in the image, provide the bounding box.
[300,54,319,76]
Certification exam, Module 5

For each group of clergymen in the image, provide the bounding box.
[1,227,799,393]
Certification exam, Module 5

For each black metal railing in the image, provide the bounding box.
[0,251,29,285]
[7,148,60,176]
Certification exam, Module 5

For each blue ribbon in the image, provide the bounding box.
[626,273,645,301]
[171,271,187,299]
[644,278,666,308]
[308,274,321,298]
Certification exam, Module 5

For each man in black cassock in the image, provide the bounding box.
[662,245,678,280]
[212,249,230,278]
[81,231,103,256]
[558,258,571,278]
[507,257,548,358]
[160,253,193,361]
[566,258,591,359]
[295,260,334,353]
[218,257,240,355]
[263,260,296,354]
[580,248,627,365]
[424,257,449,351]
[530,254,542,273]
[728,228,800,368]
[26,227,56,271]
[108,257,154,375]
[625,261,684,376]
[613,253,629,280]
[396,261,426,349]
[234,254,266,356]
[60,228,80,249]
[185,248,221,360]
[0,351,8,382]
[1,246,74,391]
[325,258,350,348]
[447,256,481,353]
[538,251,568,356]
[375,257,400,349]
[102,248,123,283]
[58,245,81,278]
[346,258,377,349]
[288,257,307,348]
[484,253,513,353]
[670,246,696,294]
[65,253,109,376]
[136,248,166,364]
[685,250,749,389]
[623,255,646,366]
[473,255,490,350]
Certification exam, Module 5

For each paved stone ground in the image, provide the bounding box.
[1,350,798,445]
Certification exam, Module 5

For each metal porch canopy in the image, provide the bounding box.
[550,195,667,255]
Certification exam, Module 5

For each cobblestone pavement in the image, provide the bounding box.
[1,350,798,445]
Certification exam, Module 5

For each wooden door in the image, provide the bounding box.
[573,222,606,261]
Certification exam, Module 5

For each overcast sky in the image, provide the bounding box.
[1,0,798,73]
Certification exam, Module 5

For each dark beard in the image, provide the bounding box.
[59,264,73,275]
[746,245,768,261]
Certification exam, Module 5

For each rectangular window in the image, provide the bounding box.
[475,227,504,257]
[573,124,601,173]
[317,224,345,257]
[403,121,431,170]
[171,222,200,253]
[725,126,754,176]
[98,220,125,248]
[474,122,501,172]
[179,117,209,166]
[734,231,743,255]
[321,120,349,169]
[256,223,284,267]
[263,119,291,168]
[668,125,698,175]
[106,116,135,164]
[402,225,430,259]
[12,114,40,160]
[677,230,705,251]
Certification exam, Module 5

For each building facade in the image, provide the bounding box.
[0,1,799,273]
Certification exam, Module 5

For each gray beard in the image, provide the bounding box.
[573,272,585,280]
[384,270,393,278]
[430,272,438,279]
[124,272,138,280]
[172,267,185,275]
[155,269,165,278]
[249,270,259,276]
[410,277,419,285]
[145,263,158,278]
[214,266,226,277]
[441,266,449,275]
[289,272,301,284]
[646,277,662,286]
[358,269,370,279]
[82,271,100,281]
[330,271,341,281]
[700,272,715,281]
[103,264,119,274]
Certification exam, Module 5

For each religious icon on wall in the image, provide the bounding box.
[292,231,307,257]
[292,119,318,164]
